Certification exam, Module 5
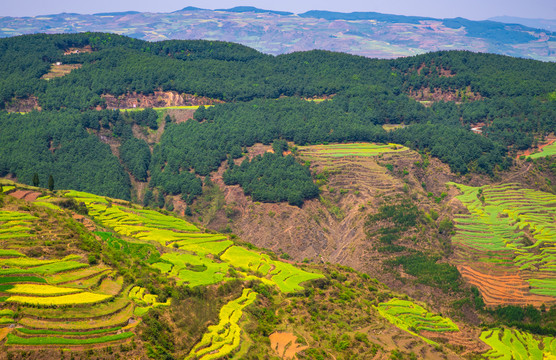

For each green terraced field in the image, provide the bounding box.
[186,288,257,360]
[15,326,123,336]
[270,261,324,293]
[527,142,556,159]
[129,286,171,316]
[0,249,25,257]
[221,246,323,293]
[153,252,229,287]
[0,210,37,239]
[480,328,556,360]
[68,191,322,293]
[376,298,459,345]
[0,202,140,350]
[448,182,556,299]
[0,185,323,354]
[220,246,273,275]
[6,332,134,345]
[18,302,135,330]
[299,142,409,159]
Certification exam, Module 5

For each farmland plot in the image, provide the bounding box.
[449,182,556,306]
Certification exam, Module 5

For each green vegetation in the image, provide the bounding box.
[223,151,319,206]
[120,137,151,181]
[528,142,556,159]
[449,182,556,297]
[299,142,409,158]
[376,298,459,345]
[480,328,556,360]
[129,286,171,316]
[3,35,553,200]
[186,288,257,360]
[387,254,462,293]
[0,111,131,199]
[6,332,134,345]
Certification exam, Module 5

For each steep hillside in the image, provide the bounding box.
[0,180,502,360]
[1,34,556,359]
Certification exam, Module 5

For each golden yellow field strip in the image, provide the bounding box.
[6,292,111,306]
[4,284,82,296]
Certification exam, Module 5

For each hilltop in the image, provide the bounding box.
[0,8,555,61]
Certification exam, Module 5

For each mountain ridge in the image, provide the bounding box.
[0,7,554,61]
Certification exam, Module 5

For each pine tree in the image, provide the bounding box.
[32,173,39,187]
[48,175,54,191]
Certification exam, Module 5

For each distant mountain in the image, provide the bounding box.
[489,16,556,32]
[174,6,207,12]
[214,6,293,16]
[0,8,554,61]
[93,11,140,16]
[298,10,435,24]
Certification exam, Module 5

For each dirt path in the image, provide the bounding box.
[517,137,556,158]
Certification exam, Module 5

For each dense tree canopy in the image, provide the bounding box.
[0,110,131,199]
[224,152,319,206]
[1,33,554,202]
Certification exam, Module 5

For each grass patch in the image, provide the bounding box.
[6,332,134,345]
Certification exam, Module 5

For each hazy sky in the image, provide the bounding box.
[3,0,556,20]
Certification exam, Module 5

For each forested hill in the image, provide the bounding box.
[0,8,554,61]
[0,33,555,201]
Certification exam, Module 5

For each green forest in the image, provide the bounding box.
[1,33,555,202]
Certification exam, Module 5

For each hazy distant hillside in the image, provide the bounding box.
[0,7,555,60]
[489,16,556,32]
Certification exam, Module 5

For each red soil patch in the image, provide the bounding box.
[0,328,12,342]
[73,214,97,231]
[420,324,489,356]
[269,332,308,360]
[102,91,223,110]
[408,87,482,104]
[5,96,41,113]
[9,190,41,202]
[458,265,554,307]
[517,138,556,158]
[169,108,197,123]
[416,62,455,77]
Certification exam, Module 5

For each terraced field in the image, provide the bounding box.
[57,190,322,293]
[448,182,556,306]
[1,182,323,357]
[185,288,257,360]
[299,142,410,158]
[298,142,415,198]
[480,328,556,360]
[0,204,138,351]
[129,286,171,316]
[375,298,459,345]
[527,140,556,159]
